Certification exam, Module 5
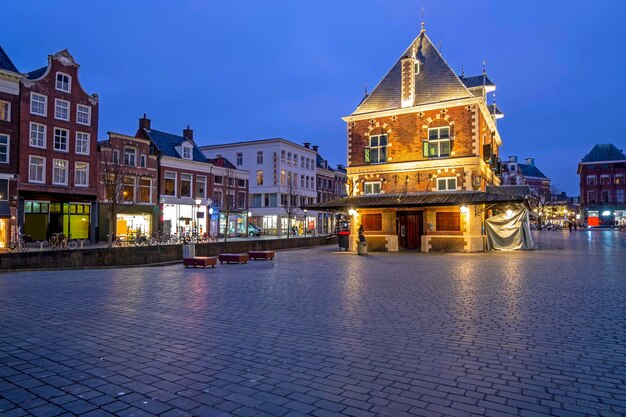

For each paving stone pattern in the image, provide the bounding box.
[1,230,625,416]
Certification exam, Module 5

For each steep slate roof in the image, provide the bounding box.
[518,163,548,179]
[26,66,47,80]
[0,45,19,73]
[460,74,495,89]
[352,31,473,116]
[143,128,208,163]
[580,143,626,163]
[305,191,524,210]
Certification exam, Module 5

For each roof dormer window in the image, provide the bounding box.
[182,145,192,160]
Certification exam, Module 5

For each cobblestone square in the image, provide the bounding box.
[1,231,625,416]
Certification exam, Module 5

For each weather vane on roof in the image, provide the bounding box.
[420,7,425,32]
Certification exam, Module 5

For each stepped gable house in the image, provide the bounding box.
[310,25,527,252]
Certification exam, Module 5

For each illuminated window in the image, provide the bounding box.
[0,100,10,122]
[256,170,264,185]
[75,162,88,187]
[29,156,45,183]
[424,127,451,158]
[52,159,68,185]
[164,171,176,196]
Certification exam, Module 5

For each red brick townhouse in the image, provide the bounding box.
[0,46,21,248]
[135,115,216,237]
[96,132,159,242]
[309,25,527,252]
[578,144,626,227]
[17,50,99,242]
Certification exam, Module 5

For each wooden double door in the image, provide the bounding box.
[397,211,423,250]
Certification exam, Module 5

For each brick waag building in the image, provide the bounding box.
[309,25,530,252]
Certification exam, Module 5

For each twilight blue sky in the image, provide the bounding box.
[3,0,625,195]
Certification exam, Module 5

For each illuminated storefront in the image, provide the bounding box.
[23,201,93,241]
[215,211,247,237]
[162,203,207,236]
[116,213,152,237]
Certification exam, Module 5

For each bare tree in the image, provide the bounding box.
[282,178,303,238]
[532,184,559,228]
[99,150,134,248]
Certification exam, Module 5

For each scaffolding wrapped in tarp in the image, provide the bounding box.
[485,206,534,251]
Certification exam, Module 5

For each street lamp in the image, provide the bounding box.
[195,199,202,235]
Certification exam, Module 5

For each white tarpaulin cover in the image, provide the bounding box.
[485,206,534,251]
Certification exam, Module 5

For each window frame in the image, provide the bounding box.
[75,162,89,187]
[29,122,46,149]
[213,190,223,208]
[30,92,47,116]
[163,171,177,196]
[123,146,137,166]
[55,72,71,93]
[182,145,192,160]
[180,173,193,198]
[436,212,461,232]
[140,178,152,203]
[139,154,147,168]
[75,132,90,155]
[112,149,120,164]
[0,134,9,164]
[256,170,264,185]
[364,181,381,195]
[436,177,458,191]
[76,104,91,125]
[195,175,207,199]
[366,134,388,164]
[52,158,68,186]
[586,175,597,186]
[53,128,69,152]
[0,100,10,122]
[424,127,451,158]
[29,155,46,183]
[236,152,243,166]
[257,151,263,164]
[54,98,70,121]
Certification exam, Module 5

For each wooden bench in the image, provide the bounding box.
[248,250,275,261]
[183,256,218,268]
[218,253,249,264]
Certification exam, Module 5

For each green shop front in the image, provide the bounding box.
[20,199,96,242]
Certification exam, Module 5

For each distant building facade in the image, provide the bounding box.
[96,132,159,241]
[17,50,99,242]
[0,46,21,248]
[313,144,347,233]
[501,156,551,196]
[578,144,626,227]
[201,138,317,235]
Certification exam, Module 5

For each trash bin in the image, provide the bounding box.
[338,231,350,251]
[357,240,367,256]
[183,243,195,259]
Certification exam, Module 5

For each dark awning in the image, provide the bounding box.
[304,190,527,211]
[0,201,11,218]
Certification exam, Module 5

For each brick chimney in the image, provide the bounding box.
[139,113,151,130]
[183,125,193,140]
[525,157,535,166]
[303,142,311,149]
[508,155,518,163]
[312,145,319,152]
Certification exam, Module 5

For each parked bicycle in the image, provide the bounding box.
[49,233,77,250]
[7,233,30,253]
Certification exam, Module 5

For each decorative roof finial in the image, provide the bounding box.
[482,60,486,74]
[364,84,369,98]
[420,7,425,32]
[438,40,443,55]
[461,64,465,77]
